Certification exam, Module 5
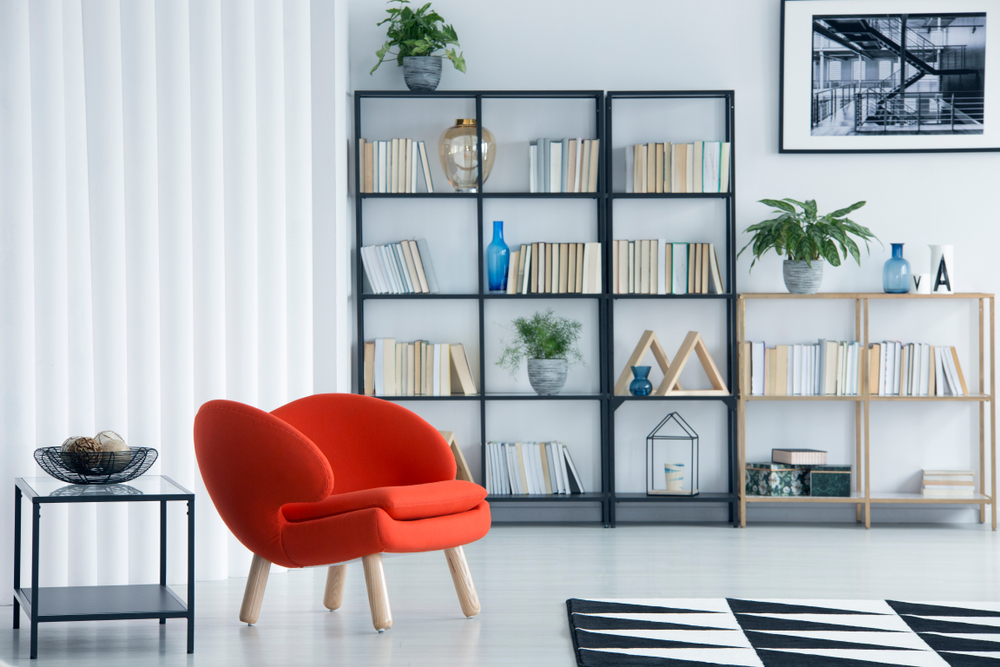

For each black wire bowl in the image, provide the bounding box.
[34,447,158,484]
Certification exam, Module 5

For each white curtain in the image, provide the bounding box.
[0,0,350,586]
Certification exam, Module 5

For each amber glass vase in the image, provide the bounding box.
[438,119,496,192]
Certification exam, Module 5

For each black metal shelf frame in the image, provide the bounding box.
[354,90,737,527]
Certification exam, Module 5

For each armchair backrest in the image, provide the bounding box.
[271,393,456,493]
[193,399,334,567]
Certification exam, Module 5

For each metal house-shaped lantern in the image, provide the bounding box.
[647,412,699,496]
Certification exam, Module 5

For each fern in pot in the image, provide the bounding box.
[739,198,878,294]
[371,0,466,92]
[497,309,583,395]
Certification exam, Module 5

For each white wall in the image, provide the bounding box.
[348,0,1000,522]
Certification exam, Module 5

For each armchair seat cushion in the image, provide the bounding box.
[281,480,487,523]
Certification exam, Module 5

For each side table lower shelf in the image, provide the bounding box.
[15,584,188,623]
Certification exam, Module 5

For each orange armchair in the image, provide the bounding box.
[193,394,490,632]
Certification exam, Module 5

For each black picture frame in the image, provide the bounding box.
[780,0,1000,153]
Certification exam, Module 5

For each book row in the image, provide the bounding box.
[922,469,975,498]
[740,340,864,397]
[505,242,602,295]
[485,441,586,496]
[363,339,477,397]
[612,241,724,295]
[625,141,731,194]
[358,138,434,194]
[361,239,439,295]
[869,342,968,397]
[528,138,601,193]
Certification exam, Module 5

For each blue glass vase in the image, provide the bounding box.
[486,220,509,292]
[629,366,653,396]
[883,243,911,294]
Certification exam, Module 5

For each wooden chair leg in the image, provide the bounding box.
[362,553,392,632]
[323,564,347,611]
[444,546,480,618]
[239,554,271,625]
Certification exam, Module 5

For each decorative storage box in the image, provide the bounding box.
[746,463,809,497]
[809,465,852,497]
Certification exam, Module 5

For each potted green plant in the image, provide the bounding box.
[739,198,878,294]
[497,309,584,395]
[371,0,466,92]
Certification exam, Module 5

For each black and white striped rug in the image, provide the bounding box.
[566,598,1000,666]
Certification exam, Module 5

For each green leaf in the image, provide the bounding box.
[828,200,866,218]
[446,48,466,72]
[760,198,796,213]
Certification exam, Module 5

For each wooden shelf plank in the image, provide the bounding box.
[740,292,993,300]
[744,494,864,504]
[870,493,992,504]
[740,394,991,402]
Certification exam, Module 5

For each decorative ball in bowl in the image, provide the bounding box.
[35,434,157,485]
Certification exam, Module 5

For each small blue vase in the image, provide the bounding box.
[629,366,653,396]
[486,220,509,292]
[883,243,911,294]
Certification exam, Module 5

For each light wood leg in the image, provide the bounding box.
[362,553,392,632]
[324,564,347,611]
[239,554,271,625]
[445,546,481,618]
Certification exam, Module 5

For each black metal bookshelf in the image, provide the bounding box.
[605,91,738,527]
[353,90,737,527]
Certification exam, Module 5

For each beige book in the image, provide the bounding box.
[618,240,629,295]
[650,240,658,295]
[365,141,374,194]
[662,242,672,294]
[413,341,422,395]
[633,145,641,194]
[395,343,403,395]
[400,242,421,293]
[439,344,451,396]
[688,244,697,293]
[580,140,591,194]
[765,348,776,396]
[449,343,478,395]
[575,243,585,292]
[685,143,694,193]
[507,249,519,295]
[701,243,710,294]
[407,240,430,293]
[566,139,577,194]
[628,241,635,294]
[951,347,970,394]
[400,344,408,396]
[516,244,527,294]
[559,243,569,293]
[720,142,731,192]
[515,443,529,495]
[581,244,592,294]
[824,340,839,395]
[612,240,619,294]
[637,144,646,193]
[928,346,936,396]
[364,341,375,395]
[404,139,413,193]
[663,142,672,193]
[646,143,655,194]
[545,243,553,293]
[425,342,435,396]
[869,344,881,396]
[359,138,367,193]
[539,444,552,494]
[775,344,789,396]
[655,144,664,194]
[693,141,703,193]
[390,138,399,193]
[639,239,650,294]
[674,144,688,193]
[739,341,751,396]
[588,139,600,193]
[567,243,577,294]
[408,342,417,395]
[530,242,539,293]
[383,337,396,397]
[708,244,724,294]
[586,242,601,293]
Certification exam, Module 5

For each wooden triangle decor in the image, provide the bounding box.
[615,330,729,397]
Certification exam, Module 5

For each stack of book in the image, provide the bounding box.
[358,138,434,194]
[361,239,438,294]
[485,441,586,495]
[922,469,975,498]
[611,241,723,295]
[528,138,600,193]
[772,449,828,465]
[625,141,731,194]
[869,343,968,397]
[505,242,601,294]
[741,340,863,397]
[363,340,477,397]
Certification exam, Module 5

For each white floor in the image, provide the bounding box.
[2,523,998,666]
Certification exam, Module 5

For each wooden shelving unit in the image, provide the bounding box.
[737,292,996,529]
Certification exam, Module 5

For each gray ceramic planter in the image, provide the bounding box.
[402,56,442,92]
[526,358,568,395]
[783,259,824,294]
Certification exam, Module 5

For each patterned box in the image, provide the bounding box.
[809,465,852,497]
[745,462,809,497]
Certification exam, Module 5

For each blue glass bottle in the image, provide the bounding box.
[882,243,911,294]
[486,220,509,292]
[629,366,653,396]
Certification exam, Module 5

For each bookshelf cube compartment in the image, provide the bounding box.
[480,96,600,194]
[484,299,601,396]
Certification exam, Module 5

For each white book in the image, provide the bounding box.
[504,445,517,495]
[786,345,794,395]
[485,443,494,495]
[849,343,858,395]
[562,444,586,493]
[551,244,560,295]
[550,443,565,494]
[751,341,765,396]
[432,344,441,396]
[702,141,721,193]
[393,244,413,293]
[538,242,546,294]
[521,444,534,494]
[521,244,531,295]
[376,246,397,293]
[378,141,387,193]
[657,240,667,295]
[582,243,592,293]
[417,141,434,193]
[943,348,963,395]
[374,246,393,295]
[529,144,537,193]
[361,247,379,294]
[574,139,583,193]
[793,345,803,396]
[549,140,562,193]
[529,444,541,494]
[625,143,634,193]
[374,338,384,396]
[533,443,546,493]
[672,243,688,295]
[805,345,814,396]
[935,348,949,396]
[893,342,902,395]
[919,343,931,396]
[685,144,694,193]
[411,140,418,193]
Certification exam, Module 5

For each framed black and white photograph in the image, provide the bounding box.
[780,0,1000,152]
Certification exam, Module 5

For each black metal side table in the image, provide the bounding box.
[13,476,194,659]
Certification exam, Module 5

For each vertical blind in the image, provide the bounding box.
[0,0,349,585]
